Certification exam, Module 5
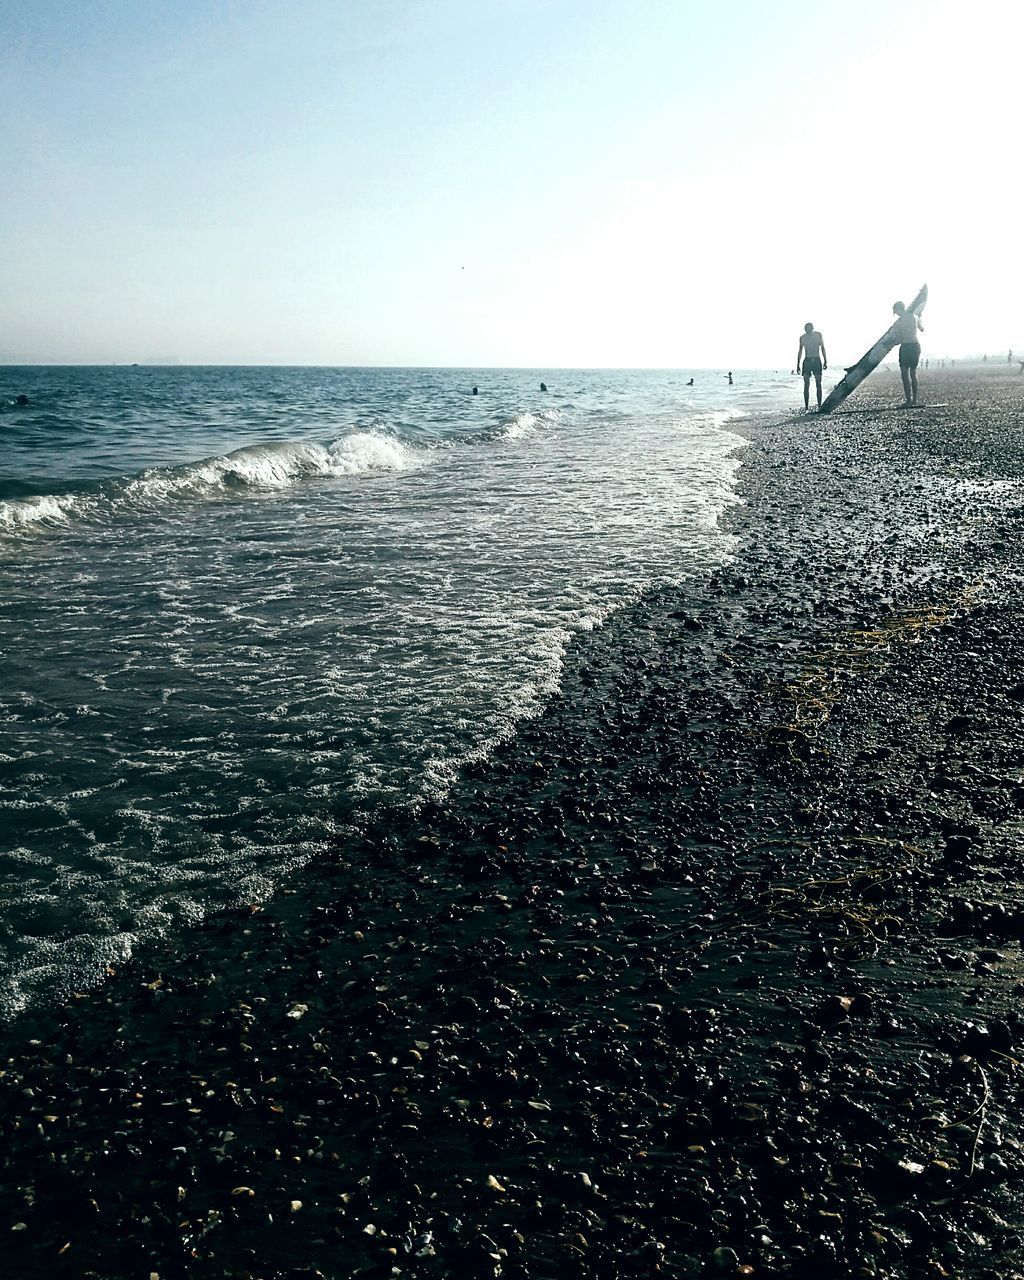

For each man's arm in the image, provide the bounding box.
[820,335,828,369]
[796,336,805,370]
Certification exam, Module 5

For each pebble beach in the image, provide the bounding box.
[4,366,1024,1280]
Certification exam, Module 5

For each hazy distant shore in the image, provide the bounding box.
[3,367,1024,1279]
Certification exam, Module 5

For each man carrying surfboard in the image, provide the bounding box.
[893,300,923,406]
[818,285,927,415]
[797,323,827,411]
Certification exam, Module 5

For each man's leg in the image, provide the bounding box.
[803,375,810,410]
[909,367,918,404]
[901,366,913,405]
[814,372,823,408]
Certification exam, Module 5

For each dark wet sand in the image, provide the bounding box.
[4,366,1024,1279]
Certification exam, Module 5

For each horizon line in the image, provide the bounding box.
[2,361,783,372]
[2,359,997,371]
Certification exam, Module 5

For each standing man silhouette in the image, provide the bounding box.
[892,301,923,406]
[797,322,827,411]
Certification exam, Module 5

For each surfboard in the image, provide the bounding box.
[818,284,928,415]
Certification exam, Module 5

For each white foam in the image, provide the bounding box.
[127,432,418,500]
[1,412,577,538]
[483,408,564,444]
[0,431,418,538]
[0,492,79,530]
[497,411,540,440]
[324,432,417,475]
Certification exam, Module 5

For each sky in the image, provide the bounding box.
[1,0,1021,367]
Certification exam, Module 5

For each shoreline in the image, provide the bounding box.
[3,368,1024,1278]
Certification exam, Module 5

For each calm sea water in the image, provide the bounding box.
[0,366,792,1013]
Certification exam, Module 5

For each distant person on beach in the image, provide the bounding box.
[726,372,733,385]
[686,378,694,386]
[472,385,478,395]
[796,322,827,411]
[893,300,923,406]
[540,382,547,391]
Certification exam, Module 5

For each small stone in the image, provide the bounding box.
[817,994,852,1022]
[486,1175,506,1192]
[944,715,975,735]
[713,1245,740,1272]
[944,835,974,861]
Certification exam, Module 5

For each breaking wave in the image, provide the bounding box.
[0,431,418,535]
[466,408,563,446]
[1,406,568,538]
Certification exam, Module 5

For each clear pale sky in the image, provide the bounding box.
[1,0,1020,367]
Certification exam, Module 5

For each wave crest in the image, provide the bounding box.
[0,431,417,536]
[0,493,77,531]
[470,407,563,446]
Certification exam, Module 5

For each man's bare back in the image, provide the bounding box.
[799,329,824,361]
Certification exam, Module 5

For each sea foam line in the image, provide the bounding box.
[0,406,569,538]
[0,431,418,536]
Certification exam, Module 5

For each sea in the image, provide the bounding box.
[0,365,794,1015]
